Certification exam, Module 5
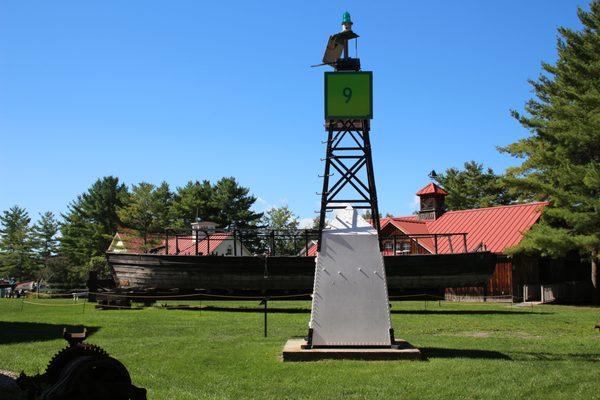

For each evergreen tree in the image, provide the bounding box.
[210,177,262,228]
[0,206,36,279]
[32,211,60,270]
[171,180,214,228]
[43,255,86,287]
[433,161,516,210]
[499,2,600,301]
[171,178,262,229]
[60,176,129,267]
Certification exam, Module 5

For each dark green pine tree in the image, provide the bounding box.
[499,2,600,302]
[433,161,516,210]
[60,176,129,267]
[209,177,263,228]
[170,180,215,228]
[32,211,60,270]
[0,206,36,280]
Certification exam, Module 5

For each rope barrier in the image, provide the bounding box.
[88,291,313,300]
[17,290,517,302]
[93,303,145,309]
[22,301,84,307]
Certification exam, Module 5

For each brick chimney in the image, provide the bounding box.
[416,183,447,221]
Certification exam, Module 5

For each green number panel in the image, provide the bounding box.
[324,71,373,119]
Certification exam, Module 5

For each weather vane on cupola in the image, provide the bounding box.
[313,11,361,71]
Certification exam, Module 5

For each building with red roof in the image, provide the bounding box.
[380,182,589,301]
[108,224,251,256]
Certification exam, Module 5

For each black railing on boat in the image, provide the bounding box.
[382,232,471,255]
[116,228,474,257]
[159,228,320,257]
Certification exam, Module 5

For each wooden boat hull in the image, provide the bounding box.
[105,252,497,294]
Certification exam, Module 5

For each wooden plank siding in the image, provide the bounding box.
[445,257,514,301]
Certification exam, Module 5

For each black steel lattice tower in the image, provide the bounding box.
[317,120,381,251]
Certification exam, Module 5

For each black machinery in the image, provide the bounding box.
[16,328,146,400]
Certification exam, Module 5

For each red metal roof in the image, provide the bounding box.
[426,202,547,254]
[415,182,448,196]
[382,203,547,254]
[112,229,234,255]
[157,233,233,255]
[382,202,547,254]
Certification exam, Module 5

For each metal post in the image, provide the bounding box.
[304,230,309,255]
[195,229,199,256]
[270,230,276,255]
[434,235,438,254]
[362,120,382,245]
[206,231,210,255]
[264,297,268,338]
[483,282,488,302]
[175,235,179,255]
[393,235,397,255]
[448,235,454,253]
[233,229,237,256]
[463,233,468,253]
[165,229,169,255]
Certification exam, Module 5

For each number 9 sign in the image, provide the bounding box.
[325,71,372,119]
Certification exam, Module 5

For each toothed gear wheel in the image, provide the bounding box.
[45,344,109,383]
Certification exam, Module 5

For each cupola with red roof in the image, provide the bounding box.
[416,182,448,221]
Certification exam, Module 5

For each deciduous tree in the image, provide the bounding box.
[118,181,173,248]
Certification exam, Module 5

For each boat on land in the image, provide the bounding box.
[102,251,497,296]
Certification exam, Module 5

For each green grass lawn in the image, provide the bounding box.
[1,298,599,399]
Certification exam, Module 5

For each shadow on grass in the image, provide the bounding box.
[421,347,512,360]
[0,322,99,345]
[422,348,600,362]
[391,309,550,315]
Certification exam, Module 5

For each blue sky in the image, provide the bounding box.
[0,0,589,226]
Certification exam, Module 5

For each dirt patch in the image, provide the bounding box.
[452,331,492,338]
[506,331,543,340]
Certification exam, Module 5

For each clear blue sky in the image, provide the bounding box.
[0,0,589,226]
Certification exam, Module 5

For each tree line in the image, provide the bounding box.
[0,177,266,286]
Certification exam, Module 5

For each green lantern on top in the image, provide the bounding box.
[342,11,353,31]
[342,11,352,24]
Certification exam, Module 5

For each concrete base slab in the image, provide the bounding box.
[282,339,422,361]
